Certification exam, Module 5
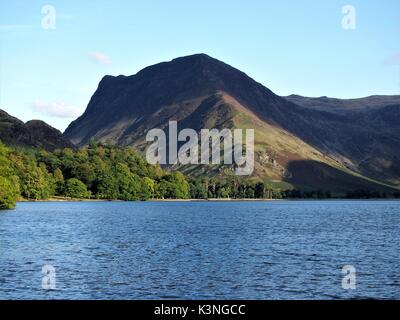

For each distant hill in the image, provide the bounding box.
[63,54,399,193]
[283,94,400,185]
[285,94,400,114]
[0,109,73,151]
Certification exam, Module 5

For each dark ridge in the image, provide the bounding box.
[0,108,74,151]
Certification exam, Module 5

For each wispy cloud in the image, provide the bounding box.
[32,100,83,118]
[87,51,112,65]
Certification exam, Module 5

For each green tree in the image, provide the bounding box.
[0,142,20,209]
[143,177,155,199]
[65,178,91,199]
[53,168,65,195]
[189,179,207,199]
[219,187,230,198]
[19,162,54,200]
[165,172,190,199]
[0,176,19,209]
[95,171,119,199]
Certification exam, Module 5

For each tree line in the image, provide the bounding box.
[1,140,397,209]
[0,141,284,209]
[0,141,191,209]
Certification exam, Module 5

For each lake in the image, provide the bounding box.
[0,201,399,300]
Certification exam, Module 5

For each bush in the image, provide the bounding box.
[0,142,19,209]
[65,178,91,199]
[0,176,19,209]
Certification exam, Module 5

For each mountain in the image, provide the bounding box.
[285,94,400,114]
[283,95,400,185]
[64,54,400,194]
[0,109,73,151]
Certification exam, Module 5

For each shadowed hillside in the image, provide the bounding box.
[63,54,400,192]
[0,109,73,151]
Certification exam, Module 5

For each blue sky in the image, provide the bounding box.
[1,0,399,131]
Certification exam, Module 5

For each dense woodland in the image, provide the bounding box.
[0,141,284,209]
[0,141,398,210]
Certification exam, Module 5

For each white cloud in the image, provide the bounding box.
[87,51,112,65]
[32,100,83,118]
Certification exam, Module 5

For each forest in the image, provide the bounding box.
[0,140,286,209]
[2,140,397,209]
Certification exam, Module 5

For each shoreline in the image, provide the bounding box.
[17,197,400,203]
[18,198,282,203]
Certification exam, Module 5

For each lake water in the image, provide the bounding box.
[0,201,399,300]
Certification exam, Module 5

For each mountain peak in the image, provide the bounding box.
[62,56,400,192]
[133,53,230,79]
[64,54,286,146]
[170,53,223,65]
[97,54,227,88]
[172,53,214,61]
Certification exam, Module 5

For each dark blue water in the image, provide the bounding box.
[0,201,399,300]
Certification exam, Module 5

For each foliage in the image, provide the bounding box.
[0,176,19,209]
[188,177,283,200]
[11,152,54,200]
[0,142,20,209]
[2,142,192,203]
[65,178,91,199]
[2,140,386,208]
